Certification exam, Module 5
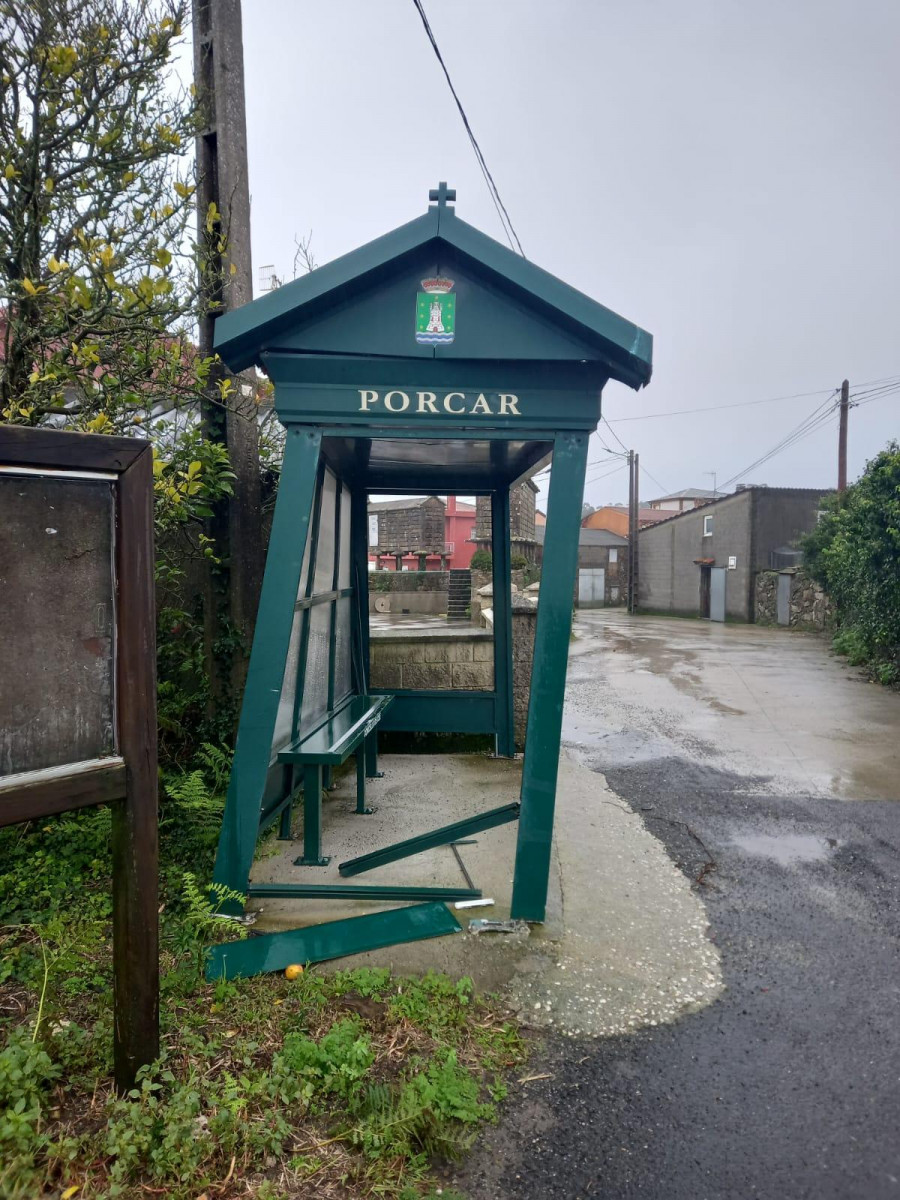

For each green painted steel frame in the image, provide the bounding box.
[212,427,322,908]
[210,197,651,953]
[491,487,515,756]
[511,431,590,920]
[248,883,481,901]
[206,902,462,980]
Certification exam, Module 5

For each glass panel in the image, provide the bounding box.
[334,597,352,704]
[338,484,352,589]
[300,603,331,731]
[313,469,337,594]
[272,606,303,757]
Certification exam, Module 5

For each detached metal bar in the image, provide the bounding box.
[339,802,520,877]
[247,883,482,901]
[511,432,589,922]
[206,901,462,980]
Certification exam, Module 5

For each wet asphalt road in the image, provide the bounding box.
[453,613,900,1200]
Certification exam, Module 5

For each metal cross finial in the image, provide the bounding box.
[429,182,456,210]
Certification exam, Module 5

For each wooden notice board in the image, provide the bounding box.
[0,426,158,1089]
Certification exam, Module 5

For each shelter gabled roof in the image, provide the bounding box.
[214,193,653,389]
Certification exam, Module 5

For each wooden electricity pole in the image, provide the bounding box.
[193,0,263,699]
[837,378,850,492]
[631,452,639,612]
[627,450,640,613]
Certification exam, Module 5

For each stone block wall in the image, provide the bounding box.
[512,604,536,749]
[369,632,494,690]
[755,568,832,630]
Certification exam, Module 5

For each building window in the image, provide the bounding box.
[608,548,618,564]
[703,515,714,537]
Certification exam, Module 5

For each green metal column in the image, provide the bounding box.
[212,427,322,906]
[299,764,328,865]
[491,487,515,757]
[510,431,589,922]
[349,486,370,693]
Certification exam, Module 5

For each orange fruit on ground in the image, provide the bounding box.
[284,964,304,980]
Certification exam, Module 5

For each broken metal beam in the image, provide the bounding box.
[206,901,462,980]
[338,802,520,878]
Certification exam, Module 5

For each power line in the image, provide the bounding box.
[411,0,525,257]
[601,415,629,453]
[584,463,627,486]
[605,374,900,424]
[641,465,670,497]
[717,391,840,492]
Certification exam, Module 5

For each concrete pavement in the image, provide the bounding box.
[453,611,900,1199]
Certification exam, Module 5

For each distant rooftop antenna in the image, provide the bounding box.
[258,264,283,293]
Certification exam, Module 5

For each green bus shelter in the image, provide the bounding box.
[208,185,652,978]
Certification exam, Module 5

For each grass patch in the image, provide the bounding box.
[0,754,526,1198]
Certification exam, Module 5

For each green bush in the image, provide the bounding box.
[371,570,394,592]
[803,441,900,683]
[510,553,529,570]
[470,549,493,571]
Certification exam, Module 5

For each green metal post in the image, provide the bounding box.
[355,748,373,814]
[349,487,370,694]
[365,731,381,779]
[212,428,322,905]
[491,487,515,757]
[298,763,329,865]
[511,431,589,922]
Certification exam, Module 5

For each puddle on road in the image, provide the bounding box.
[729,832,840,865]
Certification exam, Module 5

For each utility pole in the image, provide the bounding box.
[632,452,639,613]
[193,0,263,701]
[627,450,640,614]
[837,378,850,492]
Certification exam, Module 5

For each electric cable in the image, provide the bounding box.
[411,0,525,257]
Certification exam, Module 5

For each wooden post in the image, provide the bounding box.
[112,446,159,1091]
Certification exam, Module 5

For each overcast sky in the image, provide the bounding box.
[236,0,898,506]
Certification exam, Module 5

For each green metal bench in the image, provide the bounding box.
[277,693,393,864]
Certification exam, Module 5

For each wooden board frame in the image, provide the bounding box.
[0,426,158,1090]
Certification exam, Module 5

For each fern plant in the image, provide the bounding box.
[170,873,247,975]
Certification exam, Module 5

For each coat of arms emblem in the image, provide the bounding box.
[415,277,456,345]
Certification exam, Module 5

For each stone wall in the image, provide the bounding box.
[369,631,494,690]
[369,570,448,593]
[512,601,537,749]
[468,568,533,623]
[368,570,449,614]
[755,569,832,631]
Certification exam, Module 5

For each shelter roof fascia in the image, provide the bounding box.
[214,204,653,389]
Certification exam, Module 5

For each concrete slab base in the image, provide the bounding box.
[248,751,722,1035]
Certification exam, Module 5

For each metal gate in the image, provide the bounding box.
[776,572,791,626]
[578,567,605,607]
[710,567,726,622]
